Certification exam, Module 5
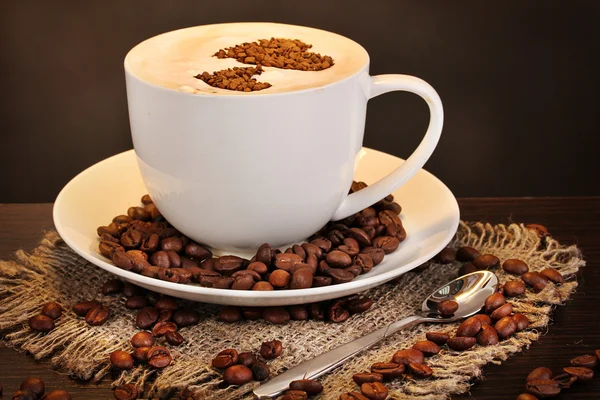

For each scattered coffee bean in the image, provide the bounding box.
[360,382,388,400]
[262,307,290,324]
[72,301,101,317]
[435,247,456,264]
[563,366,594,381]
[339,392,369,400]
[223,365,253,385]
[171,309,200,327]
[513,314,530,331]
[456,246,480,262]
[252,361,270,381]
[147,346,172,369]
[152,321,178,337]
[412,340,440,356]
[370,362,404,380]
[41,302,63,319]
[20,377,45,398]
[12,390,36,400]
[136,307,159,329]
[391,349,424,365]
[352,373,384,385]
[490,303,513,320]
[526,367,553,383]
[456,316,482,337]
[110,350,134,370]
[472,314,493,326]
[447,336,477,351]
[458,262,478,276]
[516,394,539,400]
[212,349,239,369]
[42,390,72,400]
[328,300,351,323]
[288,305,309,321]
[102,279,124,295]
[260,339,283,359]
[540,268,564,284]
[426,332,449,345]
[504,280,526,297]
[29,314,55,332]
[114,384,138,400]
[553,373,578,389]
[85,304,110,326]
[132,347,151,363]
[494,316,517,339]
[521,272,549,289]
[282,390,307,400]
[473,254,500,270]
[289,380,323,396]
[477,324,499,346]
[502,259,529,276]
[125,296,149,310]
[166,331,185,346]
[570,354,597,368]
[154,296,178,311]
[238,352,256,367]
[484,293,506,314]
[218,306,242,323]
[437,300,459,317]
[131,331,154,348]
[525,379,561,397]
[408,362,433,378]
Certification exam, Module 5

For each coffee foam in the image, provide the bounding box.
[125,23,369,95]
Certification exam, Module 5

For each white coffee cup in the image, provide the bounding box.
[125,22,443,252]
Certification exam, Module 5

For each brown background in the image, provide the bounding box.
[1,0,599,202]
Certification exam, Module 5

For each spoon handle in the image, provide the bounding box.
[253,314,425,399]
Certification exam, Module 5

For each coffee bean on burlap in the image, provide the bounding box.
[237,352,256,367]
[131,331,154,348]
[136,307,159,329]
[540,268,564,284]
[289,380,323,396]
[391,349,424,365]
[412,341,440,356]
[223,365,253,385]
[352,373,384,385]
[484,293,506,314]
[260,340,283,359]
[490,303,513,320]
[504,280,526,297]
[426,332,449,346]
[447,336,476,351]
[85,305,110,326]
[110,350,134,370]
[114,384,138,400]
[477,325,499,346]
[408,362,433,378]
[456,316,482,337]
[370,362,404,380]
[339,392,369,400]
[281,390,307,400]
[262,308,290,324]
[435,248,456,264]
[472,314,492,326]
[218,306,242,322]
[360,381,388,400]
[494,316,517,339]
[252,362,270,381]
[455,246,480,262]
[502,259,529,275]
[513,314,530,331]
[41,302,63,319]
[147,346,172,369]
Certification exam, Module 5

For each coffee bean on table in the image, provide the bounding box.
[110,350,134,370]
[38,302,62,320]
[114,384,138,400]
[553,373,578,389]
[73,301,101,317]
[516,394,539,400]
[260,340,283,359]
[223,365,253,385]
[447,336,477,351]
[502,259,529,275]
[490,303,513,320]
[391,349,424,365]
[435,248,456,264]
[472,314,493,326]
[20,377,45,398]
[457,316,482,337]
[477,324,499,346]
[353,373,384,385]
[504,280,526,297]
[12,390,36,400]
[238,352,256,367]
[540,268,564,284]
[370,362,405,380]
[136,307,159,329]
[570,354,598,368]
[218,306,242,322]
[513,314,530,331]
[494,316,517,339]
[484,293,506,314]
[147,346,172,369]
[282,390,307,400]
[412,340,440,356]
[525,379,561,397]
[563,366,594,381]
[456,246,480,262]
[437,300,459,317]
[289,380,323,396]
[360,381,387,400]
[521,272,549,289]
[43,390,72,400]
[212,349,239,369]
[29,314,55,332]
[526,367,553,383]
[426,332,449,345]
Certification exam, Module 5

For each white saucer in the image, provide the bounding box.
[53,148,460,306]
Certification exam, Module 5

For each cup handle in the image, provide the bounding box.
[331,74,444,221]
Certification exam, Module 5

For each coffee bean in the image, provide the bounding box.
[290,268,314,289]
[240,307,262,320]
[100,279,123,296]
[327,268,356,284]
[165,331,185,346]
[182,242,211,261]
[129,332,154,349]
[352,254,374,274]
[97,225,120,238]
[124,296,148,310]
[40,390,71,400]
[437,300,459,317]
[99,241,124,258]
[456,246,480,262]
[521,272,549,289]
[136,307,159,329]
[373,236,400,254]
[347,227,372,247]
[484,293,506,314]
[490,303,513,320]
[347,296,373,313]
[361,247,385,266]
[171,309,200,327]
[563,366,594,381]
[527,367,553,383]
[154,296,178,311]
[326,250,353,268]
[477,324,499,346]
[212,349,239,369]
[231,274,255,290]
[502,259,529,275]
[255,243,272,266]
[516,394,539,400]
[553,373,578,389]
[260,339,283,359]
[426,332,449,345]
[110,350,134,370]
[85,304,110,326]
[140,264,160,278]
[250,281,273,291]
[570,354,597,368]
[282,390,307,400]
[410,340,439,356]
[288,305,309,320]
[157,309,173,323]
[435,248,456,264]
[526,223,549,237]
[447,336,477,351]
[370,362,405,380]
[391,349,424,365]
[247,261,268,275]
[237,352,256,367]
[360,382,387,400]
[312,276,332,287]
[214,256,245,275]
[513,314,530,331]
[122,282,144,297]
[540,268,564,284]
[147,346,172,369]
[328,230,346,247]
[472,314,493,326]
[504,280,526,297]
[525,379,561,397]
[223,365,253,385]
[20,377,44,398]
[339,392,369,400]
[73,301,101,317]
[326,300,349,323]
[152,321,177,337]
[494,316,517,339]
[40,302,62,320]
[274,253,304,271]
[289,380,323,396]
[408,362,433,378]
[352,373,383,385]
[218,306,242,322]
[269,269,291,288]
[458,262,478,276]
[140,234,160,253]
[252,362,270,381]
[472,254,500,270]
[12,390,36,400]
[262,307,290,324]
[114,384,138,400]
[456,316,482,337]
[345,264,362,277]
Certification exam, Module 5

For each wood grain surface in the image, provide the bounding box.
[1,198,599,399]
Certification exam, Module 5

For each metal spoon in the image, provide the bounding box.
[253,270,498,399]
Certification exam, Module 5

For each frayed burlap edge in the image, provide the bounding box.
[0,222,585,399]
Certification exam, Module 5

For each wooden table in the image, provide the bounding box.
[1,198,599,399]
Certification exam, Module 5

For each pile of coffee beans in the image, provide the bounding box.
[517,350,599,399]
[217,295,373,325]
[96,182,406,291]
[214,38,334,71]
[2,376,71,400]
[28,302,63,333]
[209,340,283,387]
[196,65,272,92]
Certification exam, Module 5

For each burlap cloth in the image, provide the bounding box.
[0,222,585,399]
